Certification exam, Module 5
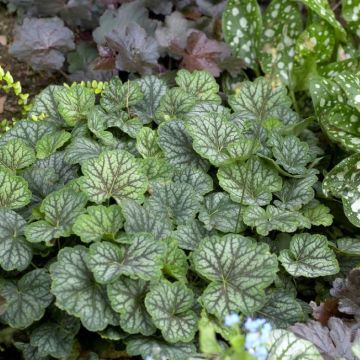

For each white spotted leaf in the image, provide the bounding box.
[222,0,262,68]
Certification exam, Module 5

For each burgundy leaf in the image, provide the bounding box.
[171,30,230,77]
[290,317,360,360]
[331,269,360,321]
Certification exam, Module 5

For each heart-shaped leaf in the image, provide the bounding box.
[279,233,339,277]
[73,205,123,243]
[122,199,173,240]
[147,182,200,225]
[0,209,32,271]
[158,120,209,171]
[145,280,198,343]
[50,245,117,331]
[126,337,196,360]
[218,157,282,205]
[193,234,278,318]
[0,166,31,209]
[80,149,148,204]
[0,269,53,329]
[25,188,87,243]
[87,234,165,283]
[107,278,155,336]
[175,69,221,104]
[243,205,310,236]
[0,139,35,171]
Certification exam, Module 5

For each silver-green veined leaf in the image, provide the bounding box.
[100,78,143,113]
[22,167,60,204]
[98,326,126,341]
[147,182,200,225]
[87,234,165,283]
[145,280,198,343]
[73,205,123,243]
[49,245,117,331]
[136,127,162,158]
[323,153,360,227]
[28,85,63,125]
[174,219,214,251]
[0,269,53,329]
[35,151,77,184]
[268,133,311,175]
[0,139,35,171]
[199,192,246,233]
[122,199,173,240]
[155,88,196,123]
[35,130,71,160]
[299,0,346,38]
[218,157,282,205]
[279,233,339,277]
[80,149,148,204]
[140,158,174,185]
[228,77,291,120]
[0,166,31,209]
[25,188,87,243]
[187,112,242,166]
[222,0,262,68]
[334,71,360,112]
[0,209,32,271]
[186,102,231,120]
[257,290,305,328]
[134,75,168,124]
[0,120,57,149]
[302,201,333,226]
[87,106,116,146]
[107,278,155,336]
[274,174,317,210]
[158,120,209,171]
[30,314,80,359]
[193,234,278,318]
[335,237,360,255]
[295,19,336,64]
[126,337,196,360]
[175,69,221,104]
[162,238,188,283]
[259,0,302,84]
[106,111,143,139]
[243,205,310,236]
[64,136,103,165]
[172,165,213,197]
[55,85,95,127]
[342,0,360,37]
[15,342,48,360]
[267,329,322,360]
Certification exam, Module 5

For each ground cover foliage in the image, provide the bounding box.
[0,0,360,359]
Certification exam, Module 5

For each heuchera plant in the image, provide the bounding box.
[0,67,358,359]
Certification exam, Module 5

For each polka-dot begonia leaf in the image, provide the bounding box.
[222,0,262,69]
[259,0,302,84]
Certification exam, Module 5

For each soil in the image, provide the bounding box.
[0,4,63,123]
